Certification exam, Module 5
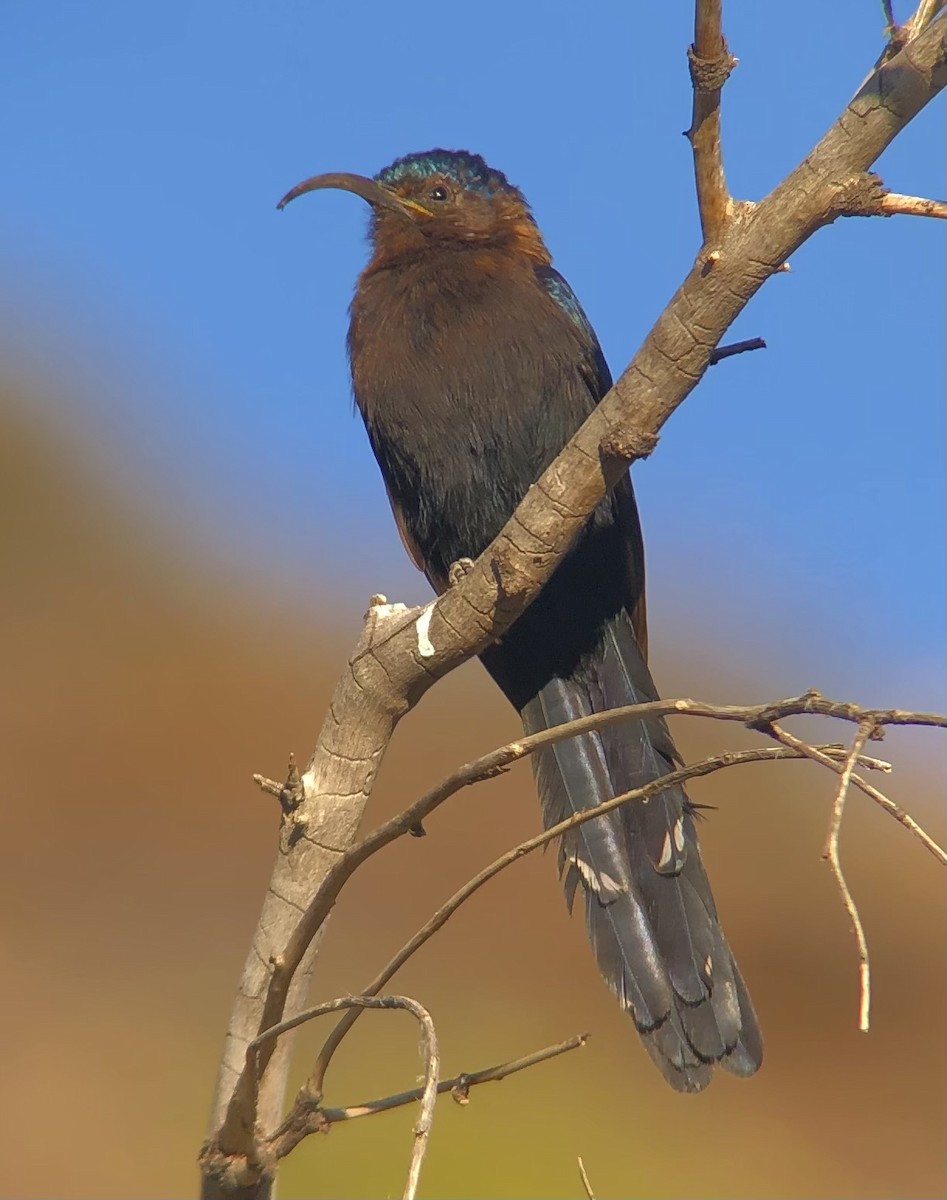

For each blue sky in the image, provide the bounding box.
[1,1,943,704]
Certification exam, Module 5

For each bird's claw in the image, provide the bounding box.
[448,557,476,586]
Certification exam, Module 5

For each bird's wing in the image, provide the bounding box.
[535,263,649,656]
[384,480,449,593]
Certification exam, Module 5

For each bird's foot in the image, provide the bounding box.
[448,557,476,587]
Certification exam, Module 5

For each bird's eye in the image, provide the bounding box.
[429,185,449,202]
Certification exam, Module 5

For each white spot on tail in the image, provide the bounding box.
[570,857,622,896]
[704,954,713,979]
[657,832,674,870]
[415,604,436,658]
[672,816,685,853]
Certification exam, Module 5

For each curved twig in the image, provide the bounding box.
[758,723,946,865]
[824,721,877,1032]
[203,11,947,1190]
[247,994,438,1200]
[309,739,910,1095]
[269,1033,588,1160]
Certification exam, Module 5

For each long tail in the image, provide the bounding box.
[520,611,762,1092]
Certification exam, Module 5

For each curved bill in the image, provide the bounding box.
[276,171,431,217]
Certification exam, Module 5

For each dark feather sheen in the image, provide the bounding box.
[347,156,762,1091]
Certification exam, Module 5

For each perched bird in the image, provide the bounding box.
[279,149,762,1091]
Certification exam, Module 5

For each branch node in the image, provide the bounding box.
[255,755,307,816]
[834,172,888,218]
[273,752,306,815]
[599,428,659,464]
[687,41,737,94]
[700,248,723,273]
[450,1073,472,1105]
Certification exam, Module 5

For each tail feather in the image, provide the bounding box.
[521,612,762,1093]
[530,680,673,1030]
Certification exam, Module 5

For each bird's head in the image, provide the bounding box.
[278,148,551,264]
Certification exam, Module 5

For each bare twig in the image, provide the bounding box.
[270,1033,588,1160]
[248,994,438,1200]
[203,13,947,1192]
[309,738,910,1094]
[709,336,767,364]
[879,192,947,218]
[759,723,946,865]
[686,0,739,243]
[834,174,947,221]
[578,1156,597,1200]
[820,720,877,1032]
[292,692,939,990]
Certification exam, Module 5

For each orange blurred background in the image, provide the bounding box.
[1,366,944,1200]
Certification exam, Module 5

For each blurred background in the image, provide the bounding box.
[1,2,944,1197]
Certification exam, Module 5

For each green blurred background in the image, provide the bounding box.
[1,2,944,1196]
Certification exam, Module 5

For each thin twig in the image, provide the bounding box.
[686,0,738,243]
[760,717,944,1032]
[824,721,876,1032]
[269,1032,589,1161]
[578,1156,597,1200]
[203,12,947,1192]
[249,994,438,1200]
[269,1033,586,1160]
[759,724,946,865]
[879,192,947,218]
[218,690,943,1166]
[285,691,944,1044]
[206,16,947,1175]
[309,740,903,1094]
[709,336,767,364]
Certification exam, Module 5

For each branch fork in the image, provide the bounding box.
[201,7,947,1195]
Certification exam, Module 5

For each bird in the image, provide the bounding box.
[278,149,762,1092]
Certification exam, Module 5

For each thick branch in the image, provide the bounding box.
[203,16,947,1194]
[203,598,424,1187]
[356,14,946,710]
